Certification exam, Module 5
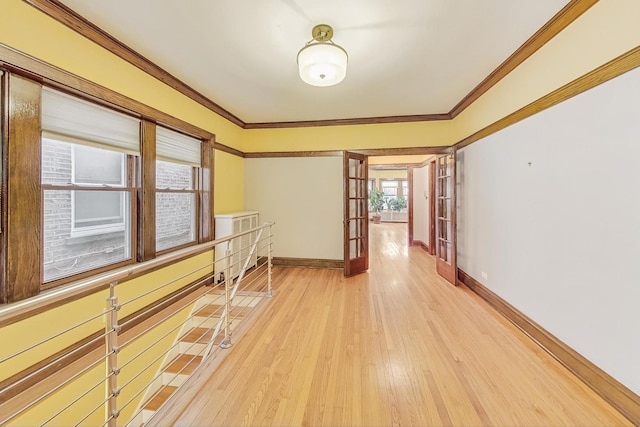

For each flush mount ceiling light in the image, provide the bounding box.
[297,24,348,87]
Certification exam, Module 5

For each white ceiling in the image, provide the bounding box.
[58,0,569,124]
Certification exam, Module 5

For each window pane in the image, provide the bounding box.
[42,138,72,185]
[381,180,398,195]
[43,190,131,282]
[74,145,124,185]
[156,160,193,190]
[74,191,124,228]
[42,138,125,186]
[156,192,196,251]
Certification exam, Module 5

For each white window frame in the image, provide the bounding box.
[70,144,127,237]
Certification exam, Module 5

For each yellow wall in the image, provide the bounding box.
[214,150,245,214]
[2,0,638,195]
[2,0,638,156]
[0,0,247,214]
[243,119,453,151]
[9,363,106,426]
[0,0,244,152]
[0,252,212,383]
[0,252,212,425]
[7,302,194,426]
[242,0,640,152]
[451,0,640,144]
[0,1,235,423]
[2,0,640,423]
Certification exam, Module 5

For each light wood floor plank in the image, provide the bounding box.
[152,222,632,427]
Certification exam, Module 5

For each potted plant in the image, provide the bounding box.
[368,189,385,224]
[388,196,408,212]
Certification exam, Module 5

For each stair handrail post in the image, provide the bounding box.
[106,281,121,427]
[267,223,273,298]
[220,246,233,349]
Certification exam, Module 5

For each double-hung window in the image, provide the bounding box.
[40,88,140,283]
[381,179,398,208]
[155,126,201,252]
[380,179,408,208]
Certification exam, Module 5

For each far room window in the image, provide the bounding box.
[381,179,398,208]
[380,179,408,209]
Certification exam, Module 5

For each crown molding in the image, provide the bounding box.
[22,0,245,128]
[454,45,640,151]
[0,42,216,143]
[213,142,245,158]
[243,146,447,158]
[243,113,451,129]
[448,0,597,118]
[4,41,638,160]
[244,150,342,158]
[22,0,597,129]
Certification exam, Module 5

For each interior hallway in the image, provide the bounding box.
[152,222,630,426]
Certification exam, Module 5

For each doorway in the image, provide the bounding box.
[344,151,456,285]
[366,154,432,261]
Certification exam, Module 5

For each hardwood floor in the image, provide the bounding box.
[152,222,631,426]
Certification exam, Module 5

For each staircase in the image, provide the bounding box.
[129,288,264,426]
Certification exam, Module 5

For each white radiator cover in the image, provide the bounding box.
[214,211,259,282]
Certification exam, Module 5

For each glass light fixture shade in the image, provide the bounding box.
[297,42,348,87]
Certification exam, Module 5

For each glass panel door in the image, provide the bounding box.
[343,152,368,276]
[435,150,457,285]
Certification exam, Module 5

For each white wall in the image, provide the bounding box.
[412,164,430,245]
[458,67,640,395]
[244,156,343,260]
[369,168,408,184]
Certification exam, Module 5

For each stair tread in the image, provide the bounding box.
[137,289,261,420]
[181,327,216,344]
[165,354,203,375]
[226,307,249,320]
[192,305,249,322]
[143,385,178,411]
[194,304,224,317]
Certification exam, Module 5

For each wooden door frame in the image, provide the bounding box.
[367,150,444,264]
[429,159,436,255]
[408,166,414,246]
[408,161,436,254]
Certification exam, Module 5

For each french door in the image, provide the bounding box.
[435,149,457,285]
[343,151,369,277]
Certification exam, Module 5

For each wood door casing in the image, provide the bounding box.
[343,152,368,277]
[429,159,436,255]
[435,150,457,285]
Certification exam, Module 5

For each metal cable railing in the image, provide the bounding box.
[134,228,273,425]
[0,309,110,365]
[0,222,274,427]
[118,263,214,309]
[0,328,113,403]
